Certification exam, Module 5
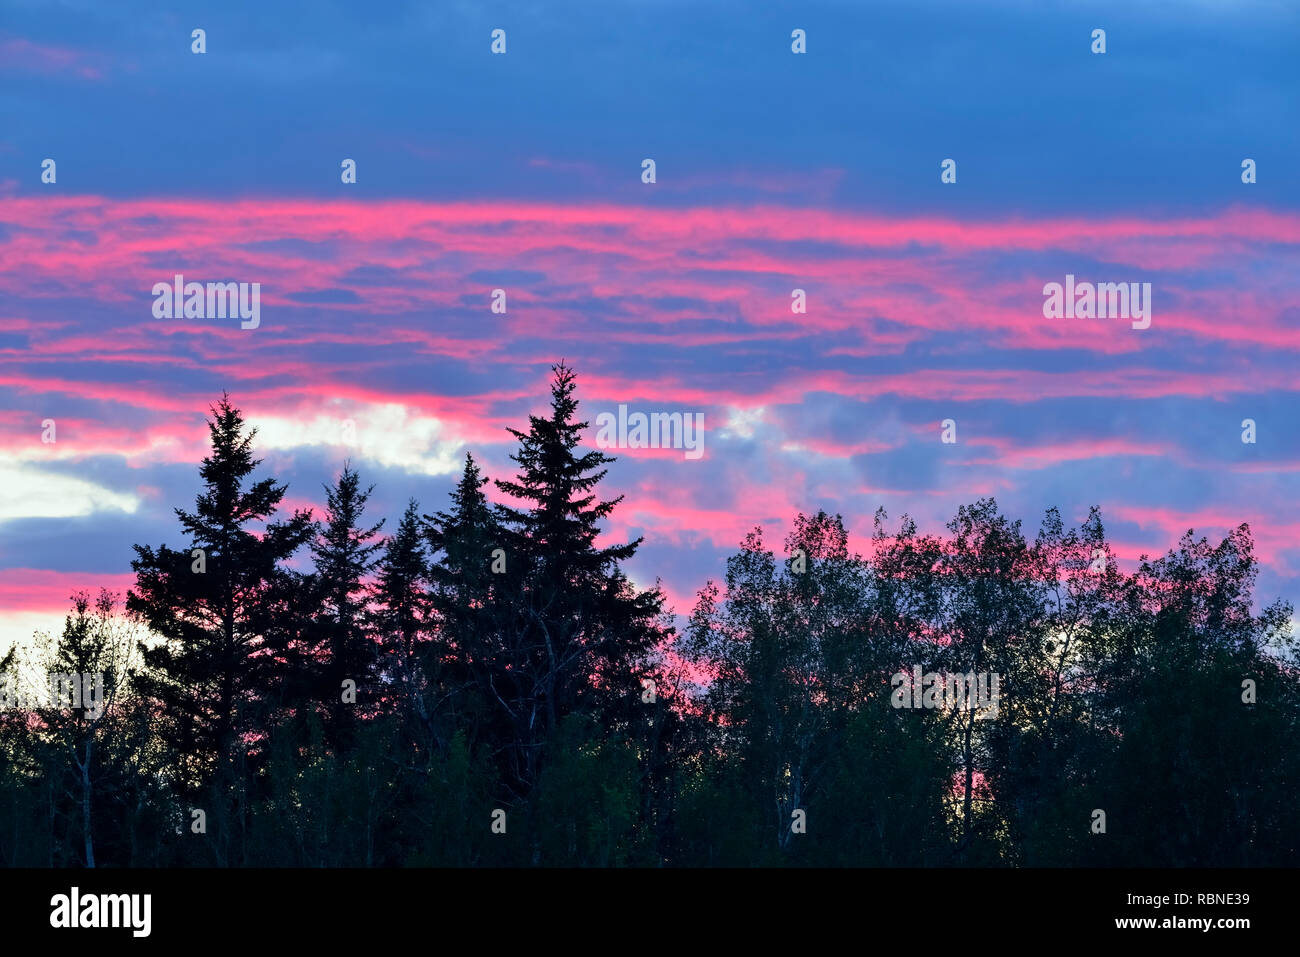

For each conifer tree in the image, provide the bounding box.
[128,395,314,799]
[310,464,384,749]
[373,500,433,713]
[423,454,511,765]
[491,363,666,790]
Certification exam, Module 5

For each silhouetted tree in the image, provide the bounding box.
[128,394,314,861]
[490,364,668,803]
[373,500,434,729]
[310,463,384,749]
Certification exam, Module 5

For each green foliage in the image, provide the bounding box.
[526,716,651,866]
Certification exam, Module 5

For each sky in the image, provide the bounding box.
[1,0,1298,651]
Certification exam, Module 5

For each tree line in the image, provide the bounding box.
[2,363,1296,867]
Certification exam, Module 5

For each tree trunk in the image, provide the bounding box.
[81,737,95,868]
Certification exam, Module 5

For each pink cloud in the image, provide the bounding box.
[0,568,137,615]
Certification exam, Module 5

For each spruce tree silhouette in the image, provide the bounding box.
[310,464,384,750]
[423,453,509,762]
[128,394,314,855]
[490,362,667,792]
[372,500,434,736]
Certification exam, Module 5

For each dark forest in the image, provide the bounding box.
[2,365,1296,868]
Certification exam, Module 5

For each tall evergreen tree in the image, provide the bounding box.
[373,500,433,720]
[491,363,667,793]
[310,463,384,749]
[128,395,314,808]
[423,454,508,757]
